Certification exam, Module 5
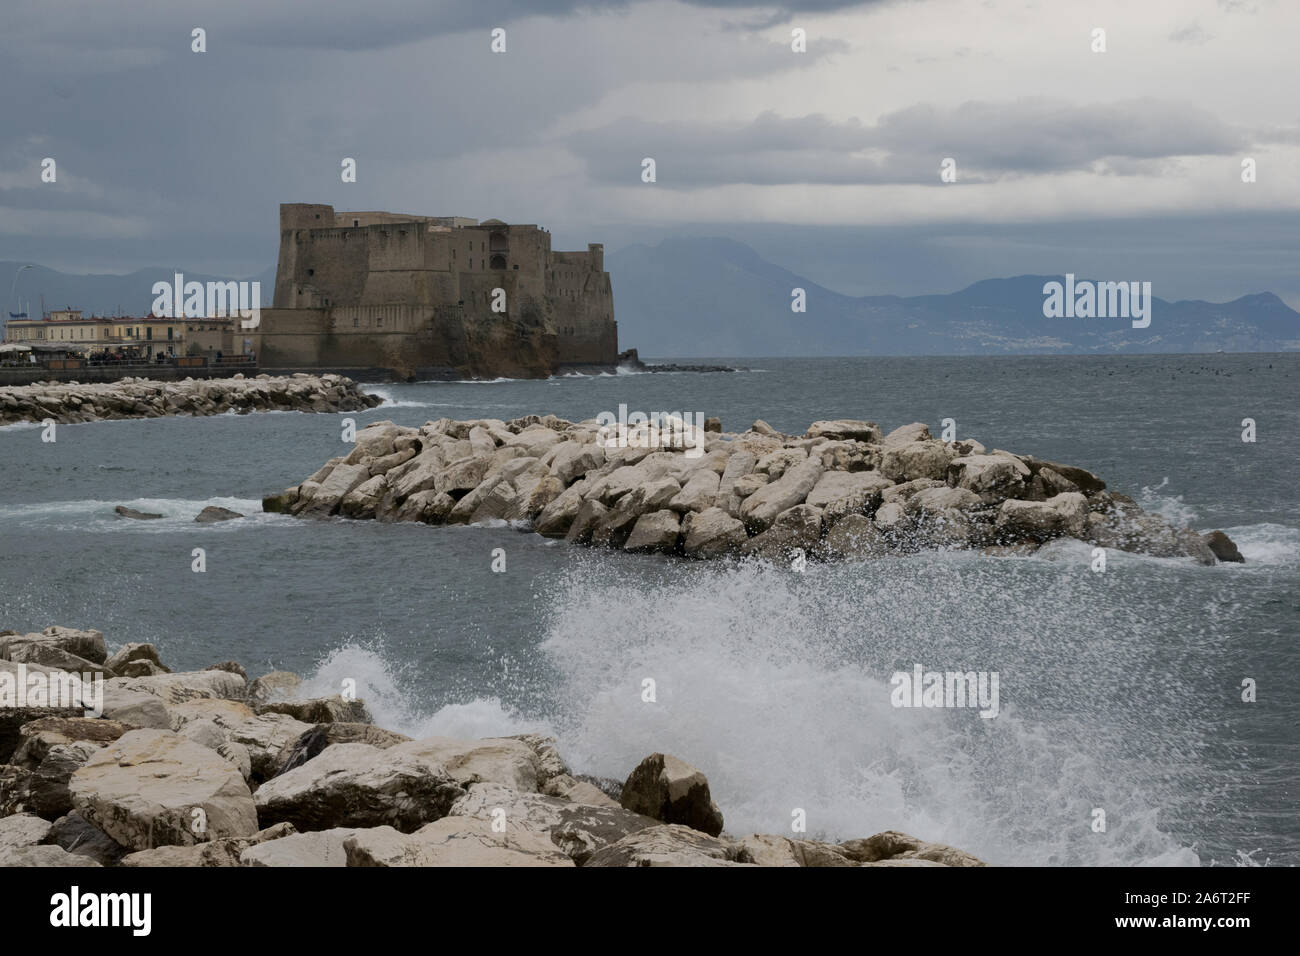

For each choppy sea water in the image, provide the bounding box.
[1,354,1296,866]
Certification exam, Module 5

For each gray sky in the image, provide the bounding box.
[3,0,1298,305]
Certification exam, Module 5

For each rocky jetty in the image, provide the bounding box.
[266,414,1238,564]
[616,348,742,374]
[0,373,381,425]
[0,625,984,867]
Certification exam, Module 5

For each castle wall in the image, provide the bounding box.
[265,204,618,376]
[550,246,616,365]
[247,308,331,367]
[458,271,549,328]
[249,305,449,371]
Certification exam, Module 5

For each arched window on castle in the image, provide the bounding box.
[489,231,508,271]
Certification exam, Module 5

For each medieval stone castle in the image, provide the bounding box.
[246,203,618,379]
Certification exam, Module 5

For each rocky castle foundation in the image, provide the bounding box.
[245,204,618,380]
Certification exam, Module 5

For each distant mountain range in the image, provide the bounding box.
[607,239,1300,356]
[5,240,1298,355]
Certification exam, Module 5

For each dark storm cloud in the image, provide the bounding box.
[231,0,892,50]
[0,0,849,257]
[570,99,1268,186]
[0,0,889,56]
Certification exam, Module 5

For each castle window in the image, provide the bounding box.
[377,317,383,327]
[353,318,359,327]
[307,269,314,276]
[490,254,506,270]
[354,220,359,227]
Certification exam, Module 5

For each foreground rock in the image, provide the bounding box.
[584,824,739,867]
[239,827,360,867]
[1203,530,1245,563]
[0,844,101,866]
[448,783,660,864]
[9,717,129,820]
[44,811,129,866]
[118,823,295,867]
[114,506,162,520]
[344,818,573,867]
[68,729,259,851]
[255,696,372,724]
[273,723,411,777]
[268,415,1240,565]
[252,743,465,832]
[839,829,988,866]
[620,753,724,836]
[2,626,107,665]
[0,813,50,850]
[0,373,381,425]
[195,506,244,523]
[1,624,989,868]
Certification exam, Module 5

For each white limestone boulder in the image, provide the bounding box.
[344,818,574,867]
[584,824,743,867]
[882,422,932,447]
[880,440,957,482]
[739,458,823,532]
[446,783,660,864]
[995,492,1089,540]
[805,420,883,443]
[806,470,893,521]
[394,736,540,791]
[681,507,748,558]
[619,753,724,836]
[69,729,259,851]
[819,513,887,560]
[624,510,682,553]
[252,742,464,832]
[948,453,1031,499]
[240,827,361,867]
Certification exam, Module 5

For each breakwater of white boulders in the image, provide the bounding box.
[0,374,381,425]
[0,625,985,867]
[265,414,1244,564]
